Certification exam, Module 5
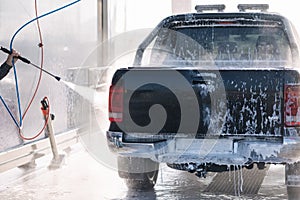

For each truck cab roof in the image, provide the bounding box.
[134,4,300,69]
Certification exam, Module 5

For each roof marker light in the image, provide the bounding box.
[237,4,269,12]
[195,5,225,13]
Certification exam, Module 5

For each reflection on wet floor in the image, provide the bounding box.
[0,143,288,200]
[113,160,287,200]
[118,164,287,200]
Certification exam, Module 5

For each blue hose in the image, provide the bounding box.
[0,96,19,127]
[4,0,81,127]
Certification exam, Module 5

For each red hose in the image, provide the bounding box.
[18,97,50,140]
[18,0,49,140]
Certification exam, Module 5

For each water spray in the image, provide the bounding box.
[0,46,61,81]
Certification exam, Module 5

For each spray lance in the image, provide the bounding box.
[0,46,61,81]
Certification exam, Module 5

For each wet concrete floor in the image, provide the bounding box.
[0,142,288,200]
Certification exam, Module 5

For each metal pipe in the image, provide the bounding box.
[41,98,59,161]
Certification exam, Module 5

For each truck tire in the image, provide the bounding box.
[286,162,300,200]
[117,156,159,190]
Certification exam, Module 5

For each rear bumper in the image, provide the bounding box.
[107,131,300,165]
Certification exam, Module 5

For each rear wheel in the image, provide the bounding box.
[124,170,158,190]
[286,162,300,200]
[117,156,159,190]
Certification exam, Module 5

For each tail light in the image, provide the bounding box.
[284,84,300,126]
[109,84,124,122]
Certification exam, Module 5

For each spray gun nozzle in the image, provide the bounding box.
[55,76,61,81]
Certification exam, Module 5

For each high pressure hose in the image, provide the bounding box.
[18,97,51,141]
[22,0,44,120]
[18,0,47,140]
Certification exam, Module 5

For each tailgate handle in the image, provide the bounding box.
[192,79,212,85]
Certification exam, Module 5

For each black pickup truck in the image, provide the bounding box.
[106,4,300,194]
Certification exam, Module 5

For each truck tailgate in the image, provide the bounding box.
[110,68,300,139]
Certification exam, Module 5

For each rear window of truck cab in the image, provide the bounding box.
[148,20,293,68]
